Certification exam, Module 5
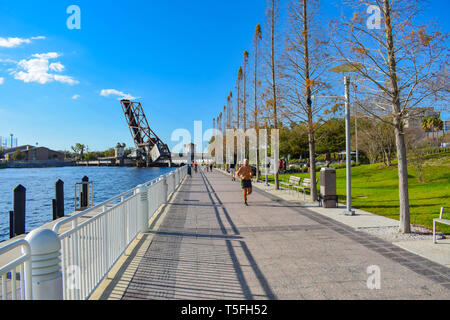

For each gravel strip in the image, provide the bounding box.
[358,225,446,242]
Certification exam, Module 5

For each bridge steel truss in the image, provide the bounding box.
[120,99,171,167]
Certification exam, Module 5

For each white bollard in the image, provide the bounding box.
[137,185,149,233]
[25,228,63,300]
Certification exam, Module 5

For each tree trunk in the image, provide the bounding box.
[270,0,279,190]
[255,44,260,182]
[383,0,411,233]
[303,0,317,202]
[244,61,247,132]
[309,131,318,202]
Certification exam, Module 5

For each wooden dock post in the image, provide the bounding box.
[52,179,65,220]
[81,176,89,209]
[12,185,26,237]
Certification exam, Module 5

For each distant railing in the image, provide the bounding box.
[0,240,32,300]
[0,165,187,300]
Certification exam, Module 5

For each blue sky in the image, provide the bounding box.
[0,0,448,152]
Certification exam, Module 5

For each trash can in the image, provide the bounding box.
[320,168,337,208]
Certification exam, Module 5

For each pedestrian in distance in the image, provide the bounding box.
[230,162,236,181]
[236,159,253,206]
[194,161,198,174]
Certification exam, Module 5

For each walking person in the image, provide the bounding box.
[236,159,253,206]
[193,161,198,174]
[230,162,236,181]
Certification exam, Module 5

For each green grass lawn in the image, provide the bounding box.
[265,152,450,233]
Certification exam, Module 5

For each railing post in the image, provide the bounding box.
[172,172,176,192]
[137,185,149,233]
[25,229,63,300]
[162,177,168,203]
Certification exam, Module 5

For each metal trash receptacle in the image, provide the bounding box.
[320,168,337,208]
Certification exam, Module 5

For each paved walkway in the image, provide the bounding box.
[98,169,450,300]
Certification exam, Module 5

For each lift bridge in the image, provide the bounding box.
[120,100,172,167]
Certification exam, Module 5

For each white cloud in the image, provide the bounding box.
[11,52,78,85]
[49,62,65,72]
[100,89,137,100]
[0,58,18,64]
[0,77,4,84]
[72,94,80,100]
[0,36,46,48]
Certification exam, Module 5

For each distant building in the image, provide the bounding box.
[404,107,441,129]
[2,145,64,161]
[115,143,125,159]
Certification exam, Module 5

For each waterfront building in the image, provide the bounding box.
[2,145,65,161]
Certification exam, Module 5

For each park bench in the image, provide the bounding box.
[433,207,449,244]
[280,176,302,195]
[294,178,312,201]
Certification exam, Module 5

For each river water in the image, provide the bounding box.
[0,166,175,243]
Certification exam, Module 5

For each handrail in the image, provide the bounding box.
[58,192,138,239]
[0,239,32,300]
[0,166,187,300]
[53,168,177,233]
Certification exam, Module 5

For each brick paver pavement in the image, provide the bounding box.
[118,169,450,300]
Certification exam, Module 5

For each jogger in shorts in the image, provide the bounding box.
[236,159,253,206]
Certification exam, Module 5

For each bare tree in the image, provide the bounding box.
[227,92,233,129]
[262,0,283,189]
[283,0,333,202]
[334,0,448,233]
[236,67,243,129]
[252,24,263,181]
[243,50,249,131]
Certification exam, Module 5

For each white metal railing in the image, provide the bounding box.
[0,165,187,300]
[52,166,187,300]
[0,239,32,300]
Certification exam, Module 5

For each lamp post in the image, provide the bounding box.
[329,63,363,216]
[343,76,354,216]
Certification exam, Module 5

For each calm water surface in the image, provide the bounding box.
[0,166,175,242]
